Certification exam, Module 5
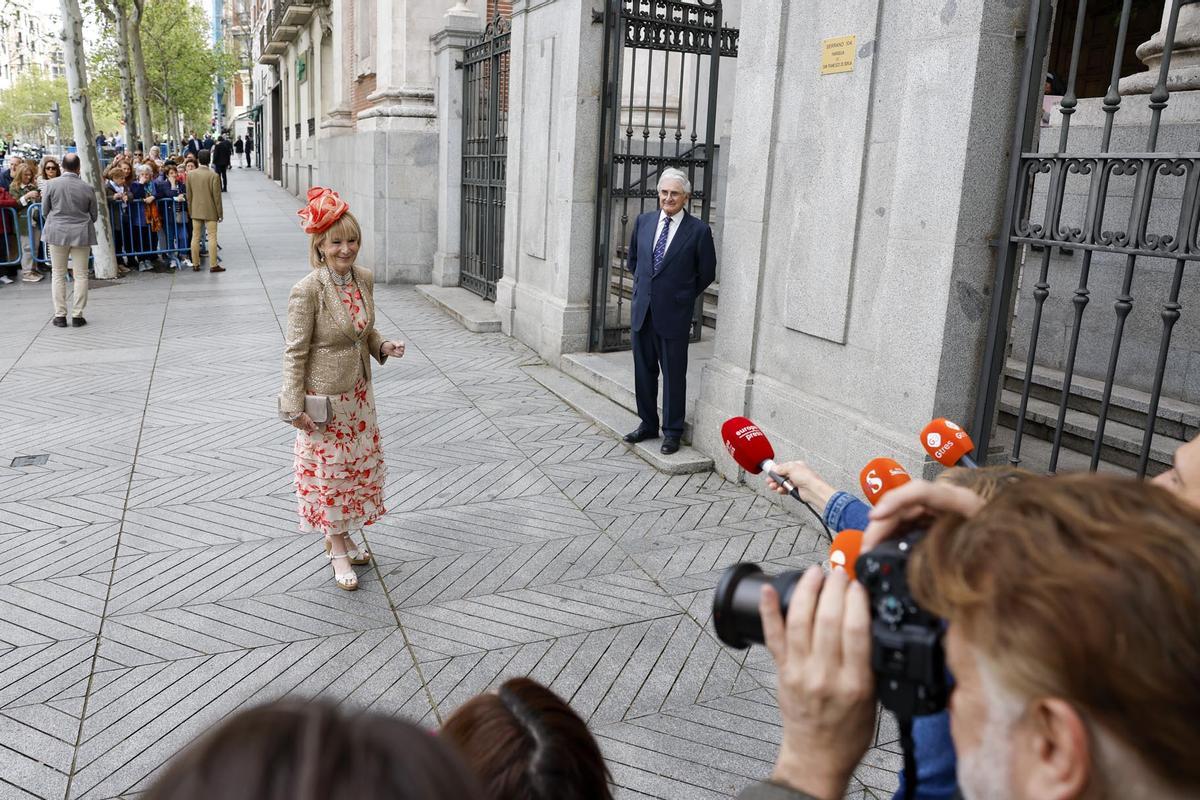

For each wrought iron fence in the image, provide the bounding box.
[460,15,510,302]
[973,0,1198,476]
[589,0,738,351]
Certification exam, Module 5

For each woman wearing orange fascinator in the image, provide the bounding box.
[278,188,406,591]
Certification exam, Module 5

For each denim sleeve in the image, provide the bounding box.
[893,711,959,800]
[823,491,872,533]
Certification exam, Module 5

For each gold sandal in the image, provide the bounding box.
[323,538,359,591]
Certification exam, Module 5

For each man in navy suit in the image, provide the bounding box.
[623,168,717,455]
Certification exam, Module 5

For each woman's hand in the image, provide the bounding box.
[382,340,406,358]
[290,412,318,434]
[765,460,838,509]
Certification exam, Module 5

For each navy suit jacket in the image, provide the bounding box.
[628,210,717,338]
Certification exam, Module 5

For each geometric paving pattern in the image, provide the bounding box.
[0,170,900,799]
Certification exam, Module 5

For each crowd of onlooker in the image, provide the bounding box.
[0,131,241,284]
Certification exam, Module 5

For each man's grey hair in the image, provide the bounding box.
[657,168,692,196]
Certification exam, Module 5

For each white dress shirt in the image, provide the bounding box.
[653,208,685,261]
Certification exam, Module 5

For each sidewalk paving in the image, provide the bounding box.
[0,170,901,799]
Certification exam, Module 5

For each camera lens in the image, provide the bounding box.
[712,563,803,648]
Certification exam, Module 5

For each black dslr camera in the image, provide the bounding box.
[712,533,947,720]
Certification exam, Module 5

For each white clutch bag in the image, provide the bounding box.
[278,395,332,429]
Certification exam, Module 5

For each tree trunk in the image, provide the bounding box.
[96,0,136,150]
[128,0,154,152]
[58,0,117,279]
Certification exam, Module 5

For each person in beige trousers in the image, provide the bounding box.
[185,149,224,272]
[40,153,96,328]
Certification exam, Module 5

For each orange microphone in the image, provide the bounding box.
[828,529,864,579]
[920,418,978,468]
[858,457,912,506]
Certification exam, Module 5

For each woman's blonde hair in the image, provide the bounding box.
[12,161,35,187]
[309,210,361,270]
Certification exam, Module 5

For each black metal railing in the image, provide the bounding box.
[974,0,1197,477]
[460,15,511,302]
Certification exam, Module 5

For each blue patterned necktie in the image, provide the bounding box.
[652,215,671,272]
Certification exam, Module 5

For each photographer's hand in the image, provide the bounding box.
[760,567,875,800]
[765,461,837,510]
[862,479,984,550]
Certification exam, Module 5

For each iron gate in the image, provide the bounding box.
[460,16,510,301]
[973,0,1199,477]
[589,0,738,351]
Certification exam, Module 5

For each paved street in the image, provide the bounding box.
[0,170,900,799]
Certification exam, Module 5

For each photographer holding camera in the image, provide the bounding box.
[736,472,1200,800]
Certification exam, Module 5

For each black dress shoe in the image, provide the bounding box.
[661,438,681,455]
[623,427,659,444]
[52,316,67,327]
[71,316,87,327]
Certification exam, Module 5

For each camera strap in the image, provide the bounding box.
[899,716,917,800]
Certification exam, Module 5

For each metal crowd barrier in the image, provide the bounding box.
[10,199,190,272]
[106,196,191,261]
[0,206,21,267]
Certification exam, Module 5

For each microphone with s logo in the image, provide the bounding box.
[858,457,912,505]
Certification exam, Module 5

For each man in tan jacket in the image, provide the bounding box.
[185,149,224,272]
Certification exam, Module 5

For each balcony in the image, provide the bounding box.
[265,0,312,46]
[256,20,281,64]
[280,0,313,28]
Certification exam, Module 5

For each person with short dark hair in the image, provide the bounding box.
[185,149,223,272]
[234,135,244,168]
[142,700,486,800]
[212,134,232,192]
[441,677,615,800]
[40,153,96,326]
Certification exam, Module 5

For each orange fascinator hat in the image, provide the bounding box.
[297,186,349,234]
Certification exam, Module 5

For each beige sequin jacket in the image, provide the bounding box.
[279,266,388,415]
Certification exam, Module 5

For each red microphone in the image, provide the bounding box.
[721,417,832,538]
[858,457,912,505]
[721,416,788,479]
[828,529,864,579]
[920,418,978,468]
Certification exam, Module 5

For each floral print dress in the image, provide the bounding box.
[293,283,387,535]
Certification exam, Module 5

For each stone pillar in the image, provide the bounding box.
[431,5,482,287]
[319,0,353,132]
[694,0,1028,491]
[366,0,438,116]
[1120,0,1200,95]
[495,0,603,363]
[347,0,444,282]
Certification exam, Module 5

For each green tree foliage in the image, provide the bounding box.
[90,0,237,140]
[0,68,120,143]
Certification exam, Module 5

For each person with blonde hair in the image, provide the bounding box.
[279,188,405,590]
[9,161,44,282]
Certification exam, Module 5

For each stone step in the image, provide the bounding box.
[558,329,715,441]
[523,365,713,475]
[1002,358,1199,442]
[415,284,501,333]
[997,389,1175,474]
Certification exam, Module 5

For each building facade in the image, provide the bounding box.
[250,0,332,197]
[0,0,65,91]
